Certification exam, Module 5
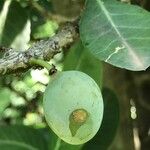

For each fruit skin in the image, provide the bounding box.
[43,71,104,145]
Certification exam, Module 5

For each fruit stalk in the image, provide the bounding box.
[29,58,52,71]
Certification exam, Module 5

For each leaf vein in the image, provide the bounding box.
[97,0,145,69]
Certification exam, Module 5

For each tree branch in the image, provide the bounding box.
[0,22,79,75]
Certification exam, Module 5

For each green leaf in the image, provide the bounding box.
[80,0,150,71]
[64,40,103,87]
[0,125,48,150]
[0,1,30,48]
[82,88,119,150]
[0,88,11,116]
[40,128,82,150]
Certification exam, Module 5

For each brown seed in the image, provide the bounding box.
[72,109,88,124]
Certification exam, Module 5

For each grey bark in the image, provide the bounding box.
[0,22,78,75]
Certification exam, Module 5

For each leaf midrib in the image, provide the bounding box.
[97,0,144,69]
[0,140,39,150]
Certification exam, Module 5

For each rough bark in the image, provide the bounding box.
[0,22,78,75]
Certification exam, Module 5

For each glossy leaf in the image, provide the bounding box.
[0,1,30,49]
[0,125,48,150]
[80,0,150,71]
[82,88,119,150]
[64,41,103,87]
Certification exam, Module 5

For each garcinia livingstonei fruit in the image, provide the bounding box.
[43,71,104,145]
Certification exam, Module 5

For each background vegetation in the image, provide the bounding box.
[0,0,149,150]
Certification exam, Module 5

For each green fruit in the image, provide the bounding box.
[43,71,104,145]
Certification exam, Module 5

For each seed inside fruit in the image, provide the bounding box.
[69,109,88,136]
[43,71,104,145]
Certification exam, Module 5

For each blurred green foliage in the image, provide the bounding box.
[0,0,119,149]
